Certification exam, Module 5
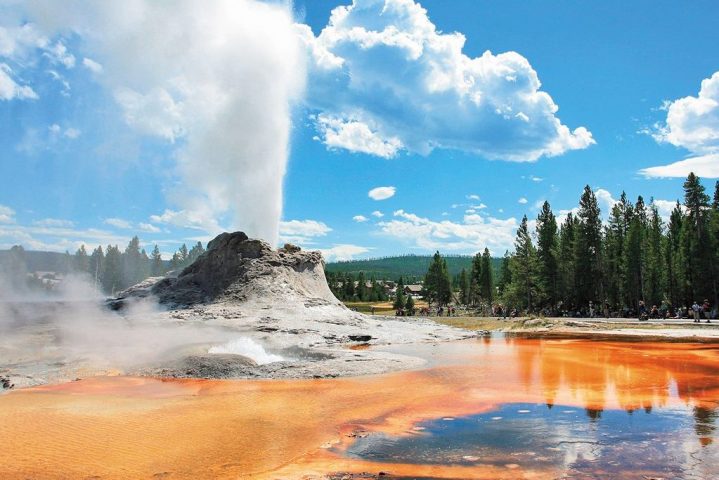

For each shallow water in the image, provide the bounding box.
[1,334,718,479]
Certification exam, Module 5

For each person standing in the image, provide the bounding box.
[692,301,701,323]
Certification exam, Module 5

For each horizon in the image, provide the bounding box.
[1,0,718,261]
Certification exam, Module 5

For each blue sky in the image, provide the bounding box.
[1,0,718,260]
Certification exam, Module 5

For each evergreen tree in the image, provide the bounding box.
[150,245,163,276]
[74,245,90,273]
[557,213,577,308]
[102,245,122,294]
[683,173,714,303]
[507,216,539,311]
[405,294,415,316]
[479,247,494,304]
[497,250,512,296]
[643,202,665,306]
[357,271,368,301]
[187,242,205,264]
[122,236,144,289]
[574,186,603,308]
[665,203,684,306]
[343,273,356,300]
[458,268,470,305]
[423,251,452,307]
[393,277,406,310]
[469,251,482,305]
[536,201,559,309]
[624,199,646,310]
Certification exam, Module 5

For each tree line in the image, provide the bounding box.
[325,270,390,302]
[3,237,206,296]
[478,173,718,317]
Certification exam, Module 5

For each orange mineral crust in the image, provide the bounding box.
[1,336,718,479]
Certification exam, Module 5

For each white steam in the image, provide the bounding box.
[208,337,285,365]
[19,0,306,243]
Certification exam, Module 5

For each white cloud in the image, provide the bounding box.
[530,175,543,182]
[639,153,719,179]
[82,57,103,74]
[14,0,306,244]
[654,71,719,154]
[138,222,161,233]
[0,223,138,253]
[32,218,74,228]
[652,199,684,222]
[378,209,518,253]
[371,210,384,218]
[368,186,396,201]
[42,40,75,68]
[518,197,528,204]
[352,215,368,223]
[0,63,38,100]
[104,217,132,229]
[466,194,480,201]
[150,208,221,233]
[278,219,332,245]
[0,205,16,224]
[320,244,371,262]
[301,0,594,161]
[316,114,402,158]
[594,188,618,212]
[63,127,81,139]
[48,123,80,140]
[644,71,719,178]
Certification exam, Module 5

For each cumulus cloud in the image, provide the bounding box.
[300,0,594,161]
[352,215,368,222]
[467,194,480,201]
[138,222,161,233]
[0,63,38,100]
[279,219,331,245]
[316,114,402,158]
[371,210,384,218]
[643,71,719,178]
[14,0,306,243]
[0,205,16,224]
[518,197,528,204]
[320,244,371,261]
[379,209,518,253]
[368,186,396,200]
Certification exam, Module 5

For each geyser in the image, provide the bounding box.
[18,0,306,243]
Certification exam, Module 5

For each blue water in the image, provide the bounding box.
[345,402,718,478]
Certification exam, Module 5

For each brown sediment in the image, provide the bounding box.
[1,337,718,479]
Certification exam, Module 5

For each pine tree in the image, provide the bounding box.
[507,216,539,311]
[497,250,512,296]
[479,247,494,304]
[683,173,714,303]
[665,203,684,306]
[405,294,415,316]
[458,268,470,305]
[122,236,144,289]
[102,245,122,295]
[423,251,452,307]
[393,277,406,310]
[557,213,577,309]
[574,186,603,309]
[357,271,368,301]
[624,198,646,310]
[643,202,665,306]
[469,251,482,305]
[74,245,90,273]
[151,245,163,276]
[536,201,559,309]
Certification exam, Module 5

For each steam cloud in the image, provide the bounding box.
[17,0,306,244]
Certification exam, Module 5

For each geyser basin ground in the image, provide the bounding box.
[1,335,718,479]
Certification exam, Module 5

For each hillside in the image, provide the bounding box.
[326,254,501,281]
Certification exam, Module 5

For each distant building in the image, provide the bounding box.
[404,284,423,298]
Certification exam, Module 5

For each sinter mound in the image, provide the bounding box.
[111,231,339,309]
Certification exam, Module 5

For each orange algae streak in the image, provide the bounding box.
[0,337,717,479]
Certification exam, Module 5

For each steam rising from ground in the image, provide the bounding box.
[208,337,285,365]
[0,273,235,379]
[17,0,306,243]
